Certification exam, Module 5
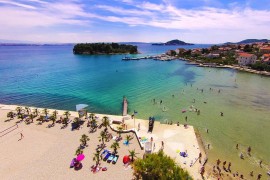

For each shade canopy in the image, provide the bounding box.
[76,104,88,111]
[76,154,85,161]
[123,155,130,164]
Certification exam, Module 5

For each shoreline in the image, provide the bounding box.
[0,103,206,179]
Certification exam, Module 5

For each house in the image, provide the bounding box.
[260,47,270,54]
[262,54,270,64]
[236,53,257,66]
[206,53,220,58]
[175,48,186,55]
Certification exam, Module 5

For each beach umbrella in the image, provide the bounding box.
[76,154,85,162]
[123,155,130,164]
[76,104,88,112]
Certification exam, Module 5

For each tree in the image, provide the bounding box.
[33,108,39,117]
[25,107,30,115]
[29,113,35,123]
[80,134,90,146]
[43,108,49,117]
[133,151,192,180]
[63,111,71,119]
[125,135,134,144]
[16,106,22,115]
[102,116,110,128]
[75,148,83,156]
[52,110,58,119]
[7,111,14,120]
[111,141,120,154]
[89,113,95,120]
[129,149,139,162]
[117,126,123,137]
[18,114,24,121]
[93,151,101,167]
[99,130,107,145]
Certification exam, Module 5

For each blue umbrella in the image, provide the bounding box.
[76,104,88,111]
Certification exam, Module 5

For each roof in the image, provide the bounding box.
[263,54,270,57]
[260,47,270,50]
[238,53,255,58]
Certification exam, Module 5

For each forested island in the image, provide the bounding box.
[152,39,194,46]
[73,43,138,55]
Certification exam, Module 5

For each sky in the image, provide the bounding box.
[0,0,270,43]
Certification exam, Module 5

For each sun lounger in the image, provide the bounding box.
[107,154,115,163]
[103,152,111,161]
[112,155,119,164]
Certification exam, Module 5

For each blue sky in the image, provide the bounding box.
[0,0,269,43]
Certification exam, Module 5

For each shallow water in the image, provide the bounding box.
[0,44,269,177]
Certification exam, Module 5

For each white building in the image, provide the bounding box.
[237,53,257,66]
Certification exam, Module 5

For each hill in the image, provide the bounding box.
[152,39,194,46]
[224,39,269,44]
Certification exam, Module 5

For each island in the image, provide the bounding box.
[73,43,138,55]
[152,39,194,46]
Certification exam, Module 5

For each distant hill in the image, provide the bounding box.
[152,39,194,46]
[224,39,269,44]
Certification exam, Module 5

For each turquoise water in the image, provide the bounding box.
[0,44,270,177]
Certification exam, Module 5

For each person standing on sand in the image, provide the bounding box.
[257,173,262,180]
[217,159,221,166]
[228,162,231,172]
[247,146,251,156]
[18,132,24,141]
[161,141,164,150]
[250,171,253,177]
[236,144,239,149]
[199,152,202,163]
[259,160,262,167]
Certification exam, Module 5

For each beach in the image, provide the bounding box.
[0,104,204,180]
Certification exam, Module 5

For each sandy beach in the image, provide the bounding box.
[0,103,206,179]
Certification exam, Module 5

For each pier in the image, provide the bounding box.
[122,96,128,116]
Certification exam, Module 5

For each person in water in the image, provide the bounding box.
[220,112,224,116]
[247,146,251,156]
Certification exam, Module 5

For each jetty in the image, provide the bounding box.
[122,55,177,61]
[122,96,128,116]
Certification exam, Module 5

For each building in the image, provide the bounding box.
[205,53,220,58]
[260,47,270,54]
[262,54,270,64]
[237,53,257,66]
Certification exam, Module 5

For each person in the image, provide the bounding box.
[216,159,221,166]
[201,89,203,93]
[18,132,24,141]
[257,173,262,180]
[240,152,244,159]
[150,137,153,144]
[206,129,209,133]
[185,116,187,122]
[200,166,205,177]
[223,161,226,166]
[228,162,231,172]
[259,160,262,167]
[250,171,253,177]
[177,122,179,126]
[220,112,224,116]
[160,100,162,104]
[172,94,174,98]
[240,174,244,179]
[161,141,164,150]
[208,144,210,149]
[218,89,221,93]
[247,146,251,156]
[197,110,200,115]
[199,152,202,163]
[236,144,239,149]
[153,143,155,150]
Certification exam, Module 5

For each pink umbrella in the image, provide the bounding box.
[76,154,85,161]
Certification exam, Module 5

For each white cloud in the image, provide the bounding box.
[0,0,36,9]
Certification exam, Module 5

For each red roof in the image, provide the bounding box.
[260,47,270,50]
[263,54,270,57]
[238,53,255,58]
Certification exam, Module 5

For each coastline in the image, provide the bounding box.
[0,103,206,180]
[125,55,270,76]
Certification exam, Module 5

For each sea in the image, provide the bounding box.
[0,43,269,177]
